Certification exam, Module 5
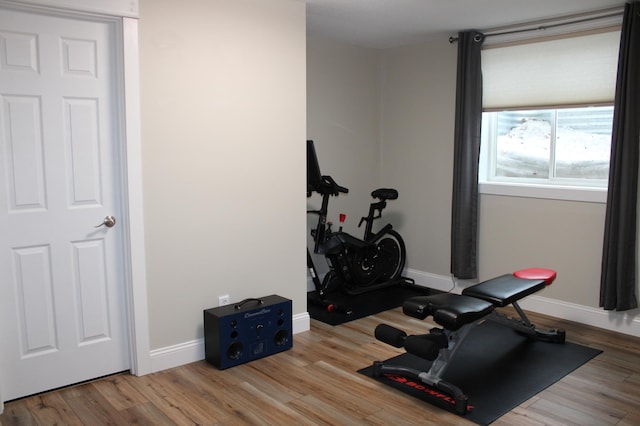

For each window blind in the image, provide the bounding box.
[482,30,620,110]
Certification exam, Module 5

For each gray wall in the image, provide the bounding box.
[379,41,458,275]
[306,37,382,276]
[307,34,640,331]
[139,0,306,350]
[135,0,636,352]
[478,195,606,307]
[378,39,610,307]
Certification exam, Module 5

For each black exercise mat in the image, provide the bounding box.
[358,320,601,425]
[308,282,438,326]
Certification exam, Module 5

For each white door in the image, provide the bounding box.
[0,7,130,400]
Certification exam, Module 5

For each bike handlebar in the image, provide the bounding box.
[320,175,348,196]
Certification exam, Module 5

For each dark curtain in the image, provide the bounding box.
[451,31,485,279]
[600,2,640,311]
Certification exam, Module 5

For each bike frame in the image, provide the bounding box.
[360,200,392,243]
[310,186,394,248]
[306,140,407,300]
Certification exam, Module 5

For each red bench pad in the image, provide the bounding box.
[514,268,556,286]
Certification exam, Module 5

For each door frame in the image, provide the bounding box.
[0,0,149,411]
[120,15,151,377]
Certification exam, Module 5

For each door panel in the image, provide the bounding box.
[0,7,129,401]
[4,95,46,210]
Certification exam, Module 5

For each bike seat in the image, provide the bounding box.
[371,188,398,201]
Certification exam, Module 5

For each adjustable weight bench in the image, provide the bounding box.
[372,268,565,415]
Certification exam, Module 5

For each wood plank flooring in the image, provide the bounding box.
[2,307,640,425]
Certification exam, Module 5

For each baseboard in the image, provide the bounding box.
[517,294,640,338]
[149,339,204,373]
[404,268,461,292]
[148,312,310,373]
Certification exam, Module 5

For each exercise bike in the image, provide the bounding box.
[307,140,410,311]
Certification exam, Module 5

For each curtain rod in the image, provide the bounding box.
[448,8,624,43]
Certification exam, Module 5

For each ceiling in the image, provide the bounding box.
[306,0,628,48]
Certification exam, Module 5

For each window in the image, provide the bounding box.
[479,29,620,202]
[481,106,613,187]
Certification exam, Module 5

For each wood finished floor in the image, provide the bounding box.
[2,307,640,425]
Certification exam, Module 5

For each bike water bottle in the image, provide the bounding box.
[339,213,346,232]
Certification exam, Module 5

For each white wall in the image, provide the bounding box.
[139,0,307,352]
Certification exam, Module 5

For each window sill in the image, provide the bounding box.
[479,181,607,203]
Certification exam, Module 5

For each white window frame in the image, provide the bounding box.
[479,109,609,203]
[479,179,608,203]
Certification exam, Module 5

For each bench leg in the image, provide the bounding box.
[372,319,484,415]
[372,361,470,415]
[489,301,566,343]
